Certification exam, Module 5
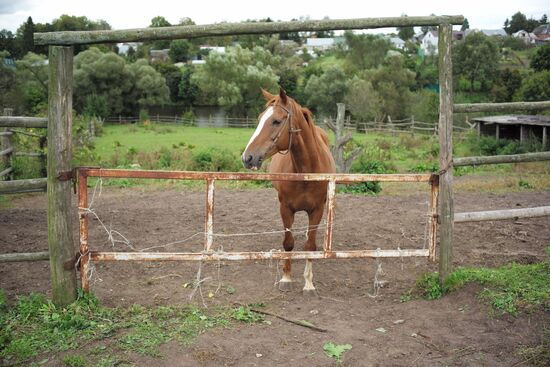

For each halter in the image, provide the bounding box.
[270,103,301,155]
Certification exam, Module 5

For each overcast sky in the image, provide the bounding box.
[1,0,548,33]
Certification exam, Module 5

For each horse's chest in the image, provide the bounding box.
[276,181,327,212]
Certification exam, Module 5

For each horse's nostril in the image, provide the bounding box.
[245,155,253,163]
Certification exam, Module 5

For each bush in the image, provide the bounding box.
[191,148,241,172]
[342,159,390,195]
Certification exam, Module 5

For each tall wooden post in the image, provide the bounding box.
[2,108,14,180]
[48,46,77,305]
[438,24,454,284]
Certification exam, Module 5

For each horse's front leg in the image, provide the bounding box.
[279,204,295,291]
[303,206,324,297]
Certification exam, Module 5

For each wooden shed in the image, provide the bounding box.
[472,114,549,148]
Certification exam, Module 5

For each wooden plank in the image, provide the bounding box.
[0,167,13,178]
[0,251,49,262]
[454,101,550,113]
[454,151,550,166]
[438,23,454,284]
[47,46,77,306]
[34,15,464,45]
[455,206,550,223]
[0,147,14,156]
[0,131,13,136]
[15,152,44,157]
[0,116,48,128]
[0,177,46,194]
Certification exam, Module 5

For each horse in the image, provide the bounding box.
[242,88,336,296]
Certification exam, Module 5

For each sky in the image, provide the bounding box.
[0,0,548,34]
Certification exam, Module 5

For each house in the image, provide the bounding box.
[305,37,335,52]
[532,24,550,44]
[389,37,405,50]
[420,30,438,55]
[472,115,550,149]
[513,30,536,44]
[150,49,170,63]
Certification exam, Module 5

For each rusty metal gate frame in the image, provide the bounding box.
[77,167,440,292]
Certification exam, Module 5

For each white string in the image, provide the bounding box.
[367,248,384,298]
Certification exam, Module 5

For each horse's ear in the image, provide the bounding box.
[279,87,288,104]
[261,88,275,101]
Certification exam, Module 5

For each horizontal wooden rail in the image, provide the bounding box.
[454,151,550,166]
[454,101,550,113]
[0,251,49,262]
[0,167,13,177]
[34,15,464,45]
[15,152,44,157]
[455,206,550,223]
[0,177,47,194]
[0,131,13,137]
[91,249,430,262]
[0,147,14,157]
[80,168,434,183]
[0,116,48,128]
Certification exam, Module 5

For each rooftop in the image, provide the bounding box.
[472,115,550,127]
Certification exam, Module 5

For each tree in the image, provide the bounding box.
[0,51,20,111]
[178,66,199,106]
[153,62,183,102]
[127,59,170,110]
[396,14,414,41]
[16,52,49,114]
[461,18,470,31]
[345,76,383,121]
[343,32,391,72]
[303,66,348,116]
[168,39,195,62]
[503,12,540,34]
[0,30,17,56]
[149,16,172,49]
[540,14,548,24]
[515,71,550,101]
[491,69,522,102]
[15,17,35,57]
[453,31,499,91]
[531,44,550,72]
[192,45,279,115]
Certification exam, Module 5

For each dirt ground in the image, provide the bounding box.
[1,183,549,366]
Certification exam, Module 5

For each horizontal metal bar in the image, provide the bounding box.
[0,251,49,262]
[0,116,48,128]
[455,206,550,223]
[34,15,464,46]
[454,101,550,113]
[454,151,550,167]
[0,177,47,194]
[80,168,433,183]
[90,249,429,262]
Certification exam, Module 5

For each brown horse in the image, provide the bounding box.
[242,88,336,296]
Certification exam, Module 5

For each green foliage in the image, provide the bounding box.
[304,66,348,116]
[83,94,109,118]
[515,70,550,102]
[531,44,550,72]
[343,31,390,72]
[453,32,499,92]
[416,272,444,300]
[191,147,241,172]
[231,306,264,323]
[178,66,199,106]
[468,135,541,157]
[491,68,522,102]
[409,162,438,173]
[63,354,86,367]
[323,342,352,362]
[504,11,544,34]
[192,45,279,115]
[518,179,533,189]
[341,159,389,195]
[517,329,550,367]
[169,39,195,63]
[410,89,439,123]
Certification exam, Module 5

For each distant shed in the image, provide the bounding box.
[472,115,549,148]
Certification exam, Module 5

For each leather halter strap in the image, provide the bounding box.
[270,103,301,155]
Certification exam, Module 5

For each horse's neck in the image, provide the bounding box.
[289,110,321,173]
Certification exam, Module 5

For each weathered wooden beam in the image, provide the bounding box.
[0,251,49,262]
[0,116,48,128]
[0,147,14,157]
[455,206,550,223]
[454,101,550,113]
[454,151,550,166]
[48,46,77,306]
[15,152,44,157]
[0,167,13,178]
[0,177,46,194]
[438,23,454,285]
[34,15,464,45]
[0,131,13,136]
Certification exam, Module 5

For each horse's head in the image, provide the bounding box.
[242,88,294,170]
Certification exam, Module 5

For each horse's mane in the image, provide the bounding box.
[266,96,330,148]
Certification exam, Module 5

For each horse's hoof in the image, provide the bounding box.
[302,288,319,298]
[278,281,293,292]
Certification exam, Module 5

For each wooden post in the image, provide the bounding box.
[78,170,90,292]
[437,23,454,285]
[496,124,500,141]
[520,125,525,144]
[543,126,547,150]
[48,46,77,306]
[1,109,14,180]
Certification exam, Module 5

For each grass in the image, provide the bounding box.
[0,290,265,366]
[410,259,550,316]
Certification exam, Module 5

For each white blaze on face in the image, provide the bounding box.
[243,106,274,159]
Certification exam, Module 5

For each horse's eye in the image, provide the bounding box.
[272,120,281,125]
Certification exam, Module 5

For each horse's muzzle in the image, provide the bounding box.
[242,153,263,170]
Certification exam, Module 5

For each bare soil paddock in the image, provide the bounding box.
[1,185,549,366]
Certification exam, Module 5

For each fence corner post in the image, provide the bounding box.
[48,45,77,306]
[438,23,454,286]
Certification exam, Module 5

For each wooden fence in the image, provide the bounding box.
[0,113,48,191]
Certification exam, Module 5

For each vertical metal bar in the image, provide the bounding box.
[438,23,454,284]
[205,178,215,251]
[323,179,336,252]
[428,175,440,261]
[78,170,90,293]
